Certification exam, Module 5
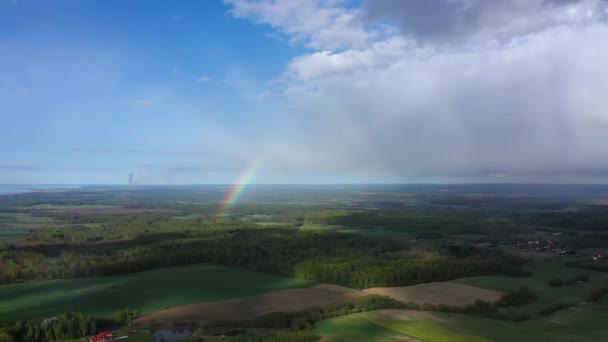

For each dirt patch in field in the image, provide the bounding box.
[363,282,503,307]
[133,284,363,327]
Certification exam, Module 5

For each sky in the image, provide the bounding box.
[1,0,608,184]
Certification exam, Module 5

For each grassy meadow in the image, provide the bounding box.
[0,212,53,224]
[0,263,315,321]
[0,228,26,239]
[314,310,489,342]
[315,297,608,342]
[453,261,608,316]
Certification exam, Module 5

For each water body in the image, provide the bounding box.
[143,329,192,342]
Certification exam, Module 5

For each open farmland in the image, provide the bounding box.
[33,204,179,216]
[2,185,608,341]
[313,309,489,342]
[0,263,315,322]
[363,282,504,306]
[0,212,53,224]
[133,284,362,327]
[315,298,608,342]
[0,228,26,240]
[453,261,608,316]
[171,272,509,318]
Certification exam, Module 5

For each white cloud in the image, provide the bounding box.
[284,37,411,80]
[226,0,608,182]
[225,0,372,50]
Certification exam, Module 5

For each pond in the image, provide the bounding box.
[143,329,192,342]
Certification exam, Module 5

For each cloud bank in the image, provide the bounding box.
[226,0,608,183]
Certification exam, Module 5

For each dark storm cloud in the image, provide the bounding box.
[362,0,608,43]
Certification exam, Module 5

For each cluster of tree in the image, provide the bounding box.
[538,285,608,317]
[514,210,608,232]
[0,226,526,288]
[112,308,139,325]
[303,210,485,234]
[586,287,608,302]
[538,302,573,316]
[497,286,537,307]
[0,329,14,342]
[567,258,608,272]
[0,312,97,342]
[293,255,525,289]
[547,274,589,287]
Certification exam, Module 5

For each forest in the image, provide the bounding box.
[0,224,526,288]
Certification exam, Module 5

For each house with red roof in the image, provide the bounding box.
[90,331,113,342]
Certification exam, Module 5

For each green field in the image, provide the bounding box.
[453,261,608,315]
[315,297,608,341]
[0,228,26,239]
[298,223,411,239]
[0,263,316,321]
[314,311,489,342]
[31,204,119,209]
[0,212,53,224]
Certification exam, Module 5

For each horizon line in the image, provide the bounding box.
[3,183,608,186]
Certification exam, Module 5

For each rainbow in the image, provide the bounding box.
[218,158,264,217]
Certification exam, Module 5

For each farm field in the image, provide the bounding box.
[314,297,608,342]
[2,184,608,341]
[0,228,26,239]
[133,283,362,327]
[0,263,315,322]
[454,261,608,315]
[363,282,504,306]
[298,223,410,239]
[313,310,488,342]
[0,212,54,224]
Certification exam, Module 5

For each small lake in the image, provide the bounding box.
[143,329,192,342]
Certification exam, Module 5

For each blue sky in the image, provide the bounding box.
[1,0,302,184]
[2,0,608,184]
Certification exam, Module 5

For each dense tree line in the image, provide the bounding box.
[303,210,485,233]
[513,210,608,232]
[293,255,525,289]
[112,308,139,325]
[547,274,589,287]
[0,225,525,288]
[586,286,608,302]
[538,302,573,316]
[497,286,537,307]
[0,312,97,342]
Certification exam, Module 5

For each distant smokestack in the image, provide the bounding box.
[128,172,134,185]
